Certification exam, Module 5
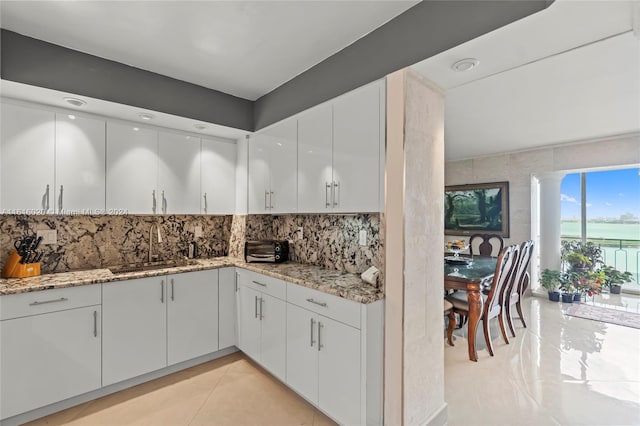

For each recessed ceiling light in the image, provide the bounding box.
[67,114,76,120]
[138,113,155,120]
[194,124,208,130]
[63,97,87,107]
[452,58,479,72]
[133,127,140,131]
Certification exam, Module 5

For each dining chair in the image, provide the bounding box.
[446,244,519,357]
[469,234,505,257]
[503,240,535,336]
[444,299,455,346]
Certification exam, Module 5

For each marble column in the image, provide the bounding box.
[538,172,566,272]
[384,69,446,425]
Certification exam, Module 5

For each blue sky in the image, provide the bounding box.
[561,167,640,219]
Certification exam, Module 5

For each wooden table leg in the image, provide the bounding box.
[466,287,483,362]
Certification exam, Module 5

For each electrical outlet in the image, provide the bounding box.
[37,229,57,245]
[359,229,367,246]
[296,227,303,240]
[194,225,203,238]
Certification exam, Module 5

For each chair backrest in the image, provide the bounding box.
[484,244,519,316]
[504,240,535,301]
[469,234,505,257]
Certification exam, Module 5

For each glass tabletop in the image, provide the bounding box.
[444,256,497,281]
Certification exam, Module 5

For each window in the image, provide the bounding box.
[561,167,640,291]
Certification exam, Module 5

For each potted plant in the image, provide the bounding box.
[559,279,575,303]
[570,270,605,302]
[540,269,562,302]
[600,265,633,295]
[561,240,603,271]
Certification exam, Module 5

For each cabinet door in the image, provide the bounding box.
[55,113,106,213]
[158,131,201,214]
[297,104,333,213]
[238,284,261,361]
[247,133,271,214]
[106,122,158,214]
[332,82,381,213]
[201,138,236,214]
[318,317,361,426]
[264,119,298,214]
[259,293,287,381]
[218,267,238,349]
[0,306,101,419]
[167,271,219,365]
[0,103,55,213]
[102,277,167,386]
[286,304,319,404]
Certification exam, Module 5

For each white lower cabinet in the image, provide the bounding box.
[218,267,238,349]
[167,271,219,365]
[0,286,101,420]
[103,270,220,386]
[237,270,287,381]
[102,276,168,386]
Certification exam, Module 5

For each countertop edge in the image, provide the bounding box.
[0,258,384,304]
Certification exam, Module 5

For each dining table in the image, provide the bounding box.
[444,255,497,362]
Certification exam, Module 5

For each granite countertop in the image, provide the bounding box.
[0,257,384,304]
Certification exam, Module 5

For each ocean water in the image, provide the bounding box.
[561,221,640,240]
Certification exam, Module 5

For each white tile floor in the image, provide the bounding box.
[445,293,640,426]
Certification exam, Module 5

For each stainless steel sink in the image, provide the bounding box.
[108,259,198,274]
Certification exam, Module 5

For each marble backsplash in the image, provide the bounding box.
[0,215,232,274]
[230,214,382,276]
[1,213,382,279]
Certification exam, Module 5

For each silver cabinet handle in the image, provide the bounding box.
[306,298,327,307]
[235,272,239,292]
[29,297,68,306]
[310,318,316,347]
[160,280,165,303]
[171,278,175,301]
[255,295,259,319]
[43,184,50,212]
[58,185,64,214]
[318,321,324,351]
[93,310,98,337]
[333,181,340,207]
[325,182,331,208]
[152,190,157,214]
[264,190,269,211]
[161,190,167,214]
[269,191,274,210]
[203,192,208,214]
[259,297,264,320]
[252,280,267,287]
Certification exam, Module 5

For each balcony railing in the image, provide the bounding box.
[561,236,640,288]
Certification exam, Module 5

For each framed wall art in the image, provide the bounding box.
[444,181,509,237]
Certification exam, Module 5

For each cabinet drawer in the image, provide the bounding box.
[287,283,361,329]
[1,285,101,320]
[239,270,286,300]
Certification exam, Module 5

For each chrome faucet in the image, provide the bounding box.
[149,223,163,262]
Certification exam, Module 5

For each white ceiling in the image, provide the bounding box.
[0,0,418,101]
[412,0,640,160]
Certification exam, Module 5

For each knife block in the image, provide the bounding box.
[2,250,41,278]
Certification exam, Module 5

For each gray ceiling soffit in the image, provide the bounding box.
[254,0,554,130]
[0,29,254,132]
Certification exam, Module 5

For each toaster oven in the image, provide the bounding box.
[244,240,289,263]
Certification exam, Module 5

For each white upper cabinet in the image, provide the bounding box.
[106,122,158,214]
[55,114,106,213]
[297,103,333,213]
[158,131,201,214]
[332,82,382,213]
[201,138,236,214]
[248,119,297,214]
[0,103,55,213]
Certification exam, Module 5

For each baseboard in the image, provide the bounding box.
[1,346,239,426]
[425,402,448,426]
